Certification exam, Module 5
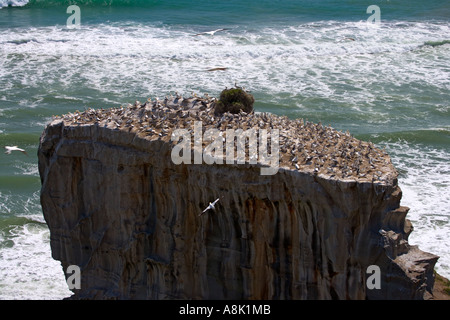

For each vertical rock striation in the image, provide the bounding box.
[38,96,438,299]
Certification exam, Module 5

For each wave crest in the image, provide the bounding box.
[0,0,158,9]
[422,39,450,47]
[0,0,29,9]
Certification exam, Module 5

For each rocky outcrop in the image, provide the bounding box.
[38,94,439,299]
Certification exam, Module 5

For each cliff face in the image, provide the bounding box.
[38,96,438,299]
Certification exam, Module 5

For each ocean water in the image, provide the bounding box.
[0,0,449,299]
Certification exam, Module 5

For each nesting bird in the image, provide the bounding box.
[56,90,395,183]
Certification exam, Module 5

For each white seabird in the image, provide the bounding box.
[199,198,220,216]
[4,146,28,155]
[193,28,228,36]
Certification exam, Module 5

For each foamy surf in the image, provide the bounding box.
[0,222,72,299]
[0,191,73,300]
[382,139,450,278]
[0,0,28,9]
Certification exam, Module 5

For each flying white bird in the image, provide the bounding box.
[4,146,28,155]
[193,28,229,36]
[199,198,220,216]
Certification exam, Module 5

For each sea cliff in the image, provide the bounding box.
[38,93,439,299]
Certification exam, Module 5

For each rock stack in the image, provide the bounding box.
[39,91,439,299]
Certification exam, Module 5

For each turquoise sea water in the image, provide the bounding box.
[0,0,449,299]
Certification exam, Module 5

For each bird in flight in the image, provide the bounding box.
[199,198,220,216]
[193,28,229,36]
[4,146,28,155]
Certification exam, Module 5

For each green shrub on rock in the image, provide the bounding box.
[214,87,254,115]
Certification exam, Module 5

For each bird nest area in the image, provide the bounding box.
[54,93,397,184]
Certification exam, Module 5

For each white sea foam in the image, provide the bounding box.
[0,192,11,214]
[0,191,72,299]
[13,162,39,176]
[0,0,28,9]
[1,21,448,103]
[0,222,72,300]
[383,140,450,279]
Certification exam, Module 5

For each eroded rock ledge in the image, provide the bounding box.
[38,94,438,299]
